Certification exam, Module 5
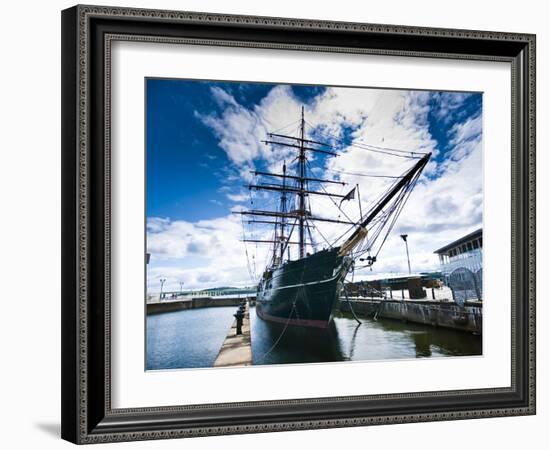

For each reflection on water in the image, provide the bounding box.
[251,308,481,366]
[251,309,345,365]
[146,305,482,370]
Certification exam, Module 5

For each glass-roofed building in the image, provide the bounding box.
[434,228,483,304]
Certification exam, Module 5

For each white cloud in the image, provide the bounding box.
[146,217,171,233]
[226,192,249,202]
[449,113,482,149]
[153,85,482,288]
[195,85,303,172]
[147,214,271,291]
[349,113,483,280]
[432,92,474,123]
[210,86,239,108]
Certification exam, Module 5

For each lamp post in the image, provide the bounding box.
[159,278,166,301]
[400,234,412,275]
[179,281,184,296]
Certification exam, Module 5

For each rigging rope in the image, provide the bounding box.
[269,118,301,135]
[304,160,358,247]
[303,120,426,159]
[354,139,429,156]
[241,215,257,283]
[325,164,411,247]
[309,222,332,248]
[256,257,308,362]
[353,163,423,261]
[325,168,403,179]
[342,280,362,325]
[248,118,427,284]
[256,304,295,363]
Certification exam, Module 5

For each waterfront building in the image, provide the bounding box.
[434,228,483,304]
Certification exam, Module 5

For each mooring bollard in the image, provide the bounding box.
[234,309,244,335]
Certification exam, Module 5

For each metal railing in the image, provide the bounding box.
[441,249,483,304]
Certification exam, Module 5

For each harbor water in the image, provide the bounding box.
[146,306,236,370]
[146,305,482,370]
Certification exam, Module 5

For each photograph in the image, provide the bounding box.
[145,79,484,370]
[57,3,537,445]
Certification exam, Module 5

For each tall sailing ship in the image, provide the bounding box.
[238,107,431,328]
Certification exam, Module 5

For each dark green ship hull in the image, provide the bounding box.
[256,248,351,328]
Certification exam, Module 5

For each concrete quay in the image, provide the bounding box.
[146,296,252,315]
[339,297,482,333]
[213,302,252,367]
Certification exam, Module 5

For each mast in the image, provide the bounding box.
[238,107,431,270]
[298,106,306,258]
[238,106,342,264]
[280,162,287,260]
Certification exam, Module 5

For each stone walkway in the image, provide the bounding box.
[213,303,252,367]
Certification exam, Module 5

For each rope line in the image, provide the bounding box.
[304,120,427,159]
[256,258,308,362]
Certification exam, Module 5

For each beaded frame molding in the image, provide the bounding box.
[61,4,536,444]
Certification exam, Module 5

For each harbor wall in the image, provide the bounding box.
[339,298,482,333]
[147,296,247,315]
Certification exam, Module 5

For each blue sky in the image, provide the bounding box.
[146,79,483,292]
[147,80,330,222]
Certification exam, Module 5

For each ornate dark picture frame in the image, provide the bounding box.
[61,4,536,444]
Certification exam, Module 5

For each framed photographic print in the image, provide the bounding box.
[61,5,536,444]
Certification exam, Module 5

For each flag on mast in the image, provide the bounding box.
[339,186,356,206]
